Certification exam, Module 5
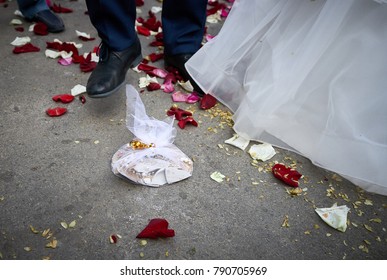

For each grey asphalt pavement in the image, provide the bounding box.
[0,0,386,260]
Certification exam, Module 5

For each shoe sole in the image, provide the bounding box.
[87,54,143,99]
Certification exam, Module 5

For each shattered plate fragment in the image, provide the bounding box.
[71,84,86,96]
[315,203,350,232]
[248,143,276,161]
[224,134,250,151]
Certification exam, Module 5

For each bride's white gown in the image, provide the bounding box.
[186,0,387,195]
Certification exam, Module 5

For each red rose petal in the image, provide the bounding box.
[146,52,164,63]
[136,25,151,36]
[272,163,302,188]
[135,0,144,6]
[199,94,217,110]
[147,82,161,91]
[46,107,67,117]
[52,94,74,104]
[79,95,86,104]
[178,117,198,129]
[15,26,24,32]
[167,106,192,121]
[13,43,40,54]
[136,218,175,239]
[33,22,48,35]
[78,35,95,42]
[51,3,73,13]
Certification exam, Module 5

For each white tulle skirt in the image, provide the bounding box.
[186,0,387,195]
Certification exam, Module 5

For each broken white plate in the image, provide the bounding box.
[71,84,86,96]
[315,203,350,232]
[224,134,250,151]
[248,143,276,161]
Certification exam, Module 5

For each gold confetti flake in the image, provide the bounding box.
[281,215,290,228]
[41,229,51,237]
[24,247,32,252]
[364,199,373,206]
[68,220,76,228]
[60,222,68,229]
[140,240,147,246]
[364,224,373,232]
[139,252,145,258]
[45,239,58,249]
[370,218,381,223]
[29,225,39,234]
[358,244,369,253]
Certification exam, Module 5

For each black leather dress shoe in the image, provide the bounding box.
[87,39,142,98]
[30,10,64,33]
[164,54,205,96]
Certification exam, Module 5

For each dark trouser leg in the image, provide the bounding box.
[85,0,142,97]
[162,0,208,56]
[85,0,137,51]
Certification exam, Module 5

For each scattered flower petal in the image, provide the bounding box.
[145,52,164,62]
[166,105,192,121]
[13,43,40,54]
[75,30,95,41]
[136,218,175,239]
[58,57,73,66]
[178,80,194,92]
[51,3,73,13]
[200,94,217,110]
[147,82,161,91]
[272,163,302,188]
[52,94,74,103]
[46,107,67,117]
[186,92,200,104]
[11,36,31,46]
[136,25,151,36]
[178,117,198,129]
[171,91,188,102]
[109,234,119,244]
[10,19,23,25]
[33,22,48,35]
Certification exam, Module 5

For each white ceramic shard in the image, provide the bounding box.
[248,143,276,161]
[315,203,350,232]
[224,134,250,151]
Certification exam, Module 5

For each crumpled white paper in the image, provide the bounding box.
[111,85,193,187]
[315,203,350,232]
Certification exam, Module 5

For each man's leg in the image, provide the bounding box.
[85,0,142,98]
[162,0,207,95]
[17,0,64,32]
